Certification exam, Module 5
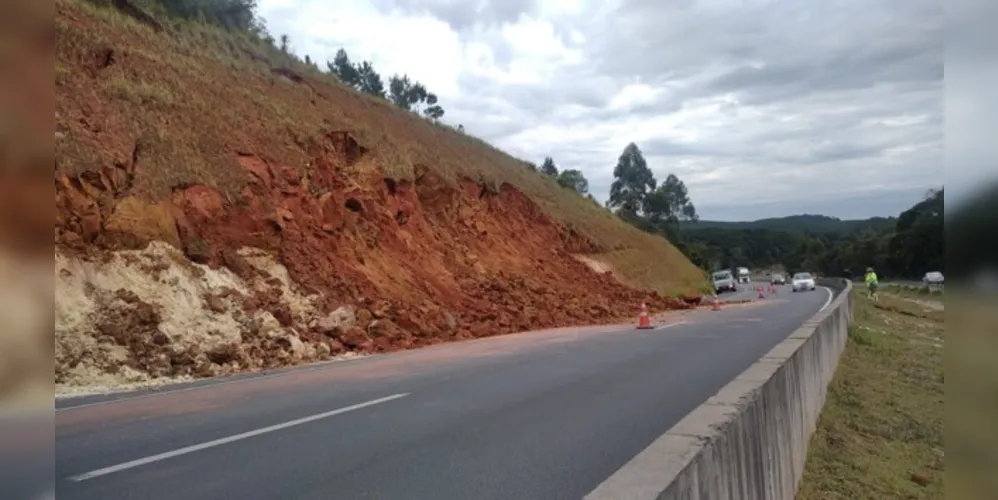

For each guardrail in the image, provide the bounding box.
[589,278,854,500]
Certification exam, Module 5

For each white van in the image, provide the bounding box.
[712,270,738,294]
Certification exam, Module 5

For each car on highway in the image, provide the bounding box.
[712,270,738,294]
[791,272,816,292]
[770,273,786,285]
[922,271,944,285]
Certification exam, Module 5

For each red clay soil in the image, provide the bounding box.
[56,131,692,370]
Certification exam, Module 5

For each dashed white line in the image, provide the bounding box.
[67,393,410,482]
[654,322,684,331]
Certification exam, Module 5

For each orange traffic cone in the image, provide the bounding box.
[711,294,722,311]
[637,303,653,329]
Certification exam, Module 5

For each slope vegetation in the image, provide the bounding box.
[54,0,705,391]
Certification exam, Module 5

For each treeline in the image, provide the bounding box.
[592,139,944,280]
[121,0,448,121]
[325,49,445,120]
[681,214,896,234]
[682,188,944,279]
[523,157,594,200]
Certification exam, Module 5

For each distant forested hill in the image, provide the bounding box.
[681,214,897,234]
[675,194,942,280]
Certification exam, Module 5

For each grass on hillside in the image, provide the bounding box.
[55,0,706,294]
[797,289,944,499]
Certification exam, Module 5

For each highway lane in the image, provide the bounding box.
[56,285,833,500]
[718,279,784,303]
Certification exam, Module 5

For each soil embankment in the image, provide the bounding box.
[56,147,692,390]
[54,0,705,392]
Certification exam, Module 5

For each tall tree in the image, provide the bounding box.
[607,142,656,215]
[540,157,558,176]
[303,54,320,70]
[355,61,386,98]
[644,173,698,224]
[423,93,445,120]
[327,48,360,87]
[556,169,589,194]
[388,74,427,110]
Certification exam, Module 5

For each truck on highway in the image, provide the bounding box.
[735,267,750,283]
[712,269,738,294]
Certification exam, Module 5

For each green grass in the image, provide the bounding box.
[797,290,944,499]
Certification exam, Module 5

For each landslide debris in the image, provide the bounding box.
[54,0,704,392]
[55,147,692,389]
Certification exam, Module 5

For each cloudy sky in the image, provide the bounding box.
[257,0,944,221]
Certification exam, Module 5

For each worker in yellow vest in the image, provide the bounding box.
[864,267,879,303]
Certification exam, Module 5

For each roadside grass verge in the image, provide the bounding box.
[880,282,944,298]
[797,289,944,499]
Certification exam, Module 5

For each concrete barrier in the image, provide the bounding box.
[588,278,854,500]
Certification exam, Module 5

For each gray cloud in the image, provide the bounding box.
[489,1,940,215]
[372,0,538,31]
[264,0,944,220]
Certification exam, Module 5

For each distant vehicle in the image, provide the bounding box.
[922,271,944,285]
[712,270,738,294]
[770,273,786,285]
[791,272,816,292]
[736,267,751,283]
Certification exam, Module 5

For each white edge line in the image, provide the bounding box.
[67,392,409,482]
[819,286,834,311]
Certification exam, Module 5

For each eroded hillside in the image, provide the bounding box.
[54,0,707,392]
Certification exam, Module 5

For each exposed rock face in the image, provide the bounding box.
[54,140,693,390]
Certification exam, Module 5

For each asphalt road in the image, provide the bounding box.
[55,283,833,500]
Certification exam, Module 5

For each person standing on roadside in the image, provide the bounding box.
[864,266,879,303]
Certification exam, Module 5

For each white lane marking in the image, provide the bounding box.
[67,393,410,482]
[819,287,834,311]
[654,322,684,331]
